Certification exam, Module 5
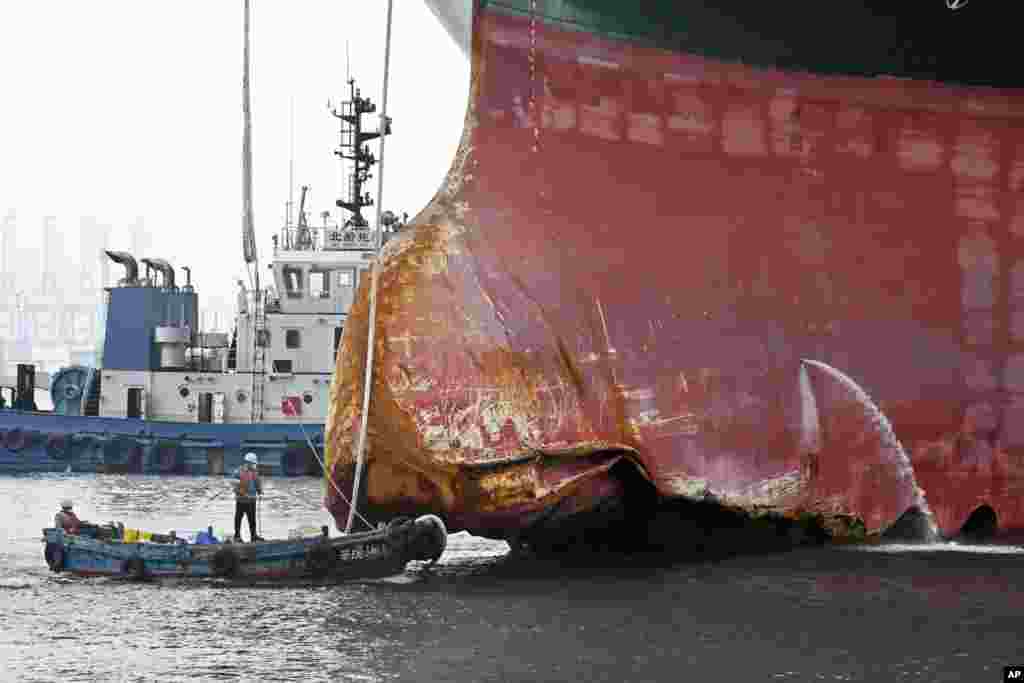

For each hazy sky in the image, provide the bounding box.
[0,1,469,306]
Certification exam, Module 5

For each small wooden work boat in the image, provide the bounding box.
[42,515,447,583]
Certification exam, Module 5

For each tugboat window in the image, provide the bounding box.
[286,329,301,349]
[337,269,354,289]
[334,326,343,352]
[273,359,293,373]
[282,265,304,298]
[310,270,330,299]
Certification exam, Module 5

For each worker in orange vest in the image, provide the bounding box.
[233,453,264,542]
[54,499,81,535]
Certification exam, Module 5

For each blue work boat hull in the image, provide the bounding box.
[0,410,324,476]
[42,515,447,582]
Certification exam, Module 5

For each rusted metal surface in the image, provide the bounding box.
[326,4,1024,546]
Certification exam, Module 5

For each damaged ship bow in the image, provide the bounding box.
[325,1,1024,550]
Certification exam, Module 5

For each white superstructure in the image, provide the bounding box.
[95,212,390,424]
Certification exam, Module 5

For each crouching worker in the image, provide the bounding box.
[54,499,81,535]
[233,453,264,543]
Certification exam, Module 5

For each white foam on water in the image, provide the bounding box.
[367,573,421,585]
[0,577,36,589]
[847,541,1024,555]
[802,359,939,540]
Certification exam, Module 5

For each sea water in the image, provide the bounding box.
[1,474,1022,682]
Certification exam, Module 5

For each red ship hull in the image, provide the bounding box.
[325,3,1024,547]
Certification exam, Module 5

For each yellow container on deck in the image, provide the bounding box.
[122,528,154,543]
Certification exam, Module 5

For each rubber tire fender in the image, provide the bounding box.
[45,434,71,460]
[282,444,309,477]
[44,542,64,572]
[387,517,411,532]
[412,514,448,563]
[5,428,26,452]
[123,557,147,580]
[384,517,412,552]
[304,543,337,578]
[155,440,184,475]
[121,557,146,581]
[210,547,241,578]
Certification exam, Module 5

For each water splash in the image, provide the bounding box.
[801,359,939,542]
[797,363,822,454]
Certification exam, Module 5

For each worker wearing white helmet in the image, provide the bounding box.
[54,499,81,535]
[233,452,264,542]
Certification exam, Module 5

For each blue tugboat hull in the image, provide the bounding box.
[0,411,324,476]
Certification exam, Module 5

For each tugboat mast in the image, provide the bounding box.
[331,79,391,229]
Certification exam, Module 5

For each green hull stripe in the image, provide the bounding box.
[478,0,1021,89]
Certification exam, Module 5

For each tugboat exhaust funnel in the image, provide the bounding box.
[104,251,138,285]
[141,258,176,289]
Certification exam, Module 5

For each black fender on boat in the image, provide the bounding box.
[104,437,145,473]
[122,557,146,580]
[44,542,64,572]
[154,440,184,475]
[282,443,314,477]
[126,442,144,473]
[387,517,411,532]
[45,434,71,460]
[304,543,338,577]
[384,517,413,553]
[411,515,448,564]
[103,436,133,464]
[210,547,240,578]
[5,428,28,452]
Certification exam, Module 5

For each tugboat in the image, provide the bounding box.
[0,13,404,477]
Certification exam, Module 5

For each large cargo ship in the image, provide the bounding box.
[324,1,1024,548]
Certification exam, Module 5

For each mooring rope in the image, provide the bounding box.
[294,417,374,531]
[347,0,395,534]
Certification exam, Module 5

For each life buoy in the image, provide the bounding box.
[44,542,64,572]
[304,543,337,578]
[123,557,146,580]
[210,547,240,578]
[45,433,71,460]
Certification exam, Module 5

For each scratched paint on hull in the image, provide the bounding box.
[325,5,1024,545]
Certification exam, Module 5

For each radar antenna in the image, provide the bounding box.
[331,78,391,228]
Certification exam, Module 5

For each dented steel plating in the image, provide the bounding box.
[326,3,1024,546]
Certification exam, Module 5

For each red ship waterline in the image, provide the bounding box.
[325,1,1024,550]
